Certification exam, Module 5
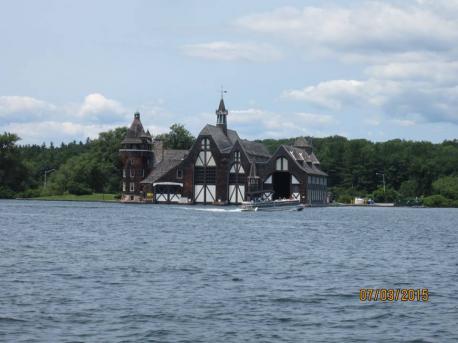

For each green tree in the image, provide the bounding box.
[0,132,29,198]
[157,124,195,150]
[432,176,458,200]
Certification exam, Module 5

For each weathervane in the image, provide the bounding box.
[220,85,227,99]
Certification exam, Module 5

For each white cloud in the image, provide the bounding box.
[282,78,458,124]
[365,60,458,84]
[235,2,458,60]
[4,121,118,144]
[78,93,125,116]
[0,96,56,122]
[182,41,282,62]
[213,108,337,139]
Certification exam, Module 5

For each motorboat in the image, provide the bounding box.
[240,198,306,212]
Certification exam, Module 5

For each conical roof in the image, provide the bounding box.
[216,98,228,114]
[294,137,311,148]
[122,112,148,144]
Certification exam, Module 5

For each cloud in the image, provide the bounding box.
[365,60,458,84]
[0,96,56,123]
[182,41,282,62]
[282,78,458,124]
[235,2,458,60]
[4,121,118,144]
[215,108,337,139]
[0,93,137,144]
[78,93,125,116]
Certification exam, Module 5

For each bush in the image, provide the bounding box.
[16,188,42,198]
[67,182,92,195]
[432,176,458,200]
[0,186,15,199]
[114,193,122,200]
[371,187,400,203]
[337,194,353,204]
[422,195,452,207]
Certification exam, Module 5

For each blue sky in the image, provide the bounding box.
[1,0,458,144]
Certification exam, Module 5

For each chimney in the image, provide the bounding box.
[153,139,164,164]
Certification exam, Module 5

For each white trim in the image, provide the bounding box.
[153,182,183,187]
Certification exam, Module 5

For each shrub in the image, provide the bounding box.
[422,195,452,207]
[337,194,353,204]
[16,188,42,198]
[67,182,92,195]
[0,186,15,199]
[371,187,400,203]
[432,176,458,200]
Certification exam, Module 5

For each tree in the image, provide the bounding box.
[0,132,29,198]
[432,176,458,200]
[157,124,195,150]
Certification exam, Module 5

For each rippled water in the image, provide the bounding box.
[0,200,457,342]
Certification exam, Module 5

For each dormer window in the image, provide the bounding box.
[201,138,210,151]
[234,151,241,162]
[276,157,288,171]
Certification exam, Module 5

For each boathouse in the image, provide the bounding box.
[119,98,328,205]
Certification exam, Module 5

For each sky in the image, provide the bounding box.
[1,0,458,144]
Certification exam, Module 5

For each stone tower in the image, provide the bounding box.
[119,112,154,202]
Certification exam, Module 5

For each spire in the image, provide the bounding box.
[216,86,228,135]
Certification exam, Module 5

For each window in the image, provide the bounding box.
[130,182,135,192]
[177,169,183,179]
[142,169,145,177]
[122,182,126,192]
[123,169,126,178]
[276,157,288,171]
[130,169,135,178]
[201,138,210,151]
[234,151,241,162]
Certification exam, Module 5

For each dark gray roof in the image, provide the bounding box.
[294,137,311,148]
[283,145,327,176]
[240,140,271,160]
[217,98,227,113]
[199,124,272,161]
[121,113,150,144]
[141,150,188,184]
[199,124,239,153]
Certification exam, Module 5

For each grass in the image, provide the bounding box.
[33,193,118,202]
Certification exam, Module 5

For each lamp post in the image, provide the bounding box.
[43,169,55,189]
[376,172,386,194]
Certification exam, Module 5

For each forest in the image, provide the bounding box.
[1,126,458,207]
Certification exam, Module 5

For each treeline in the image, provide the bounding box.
[0,124,194,199]
[0,128,127,198]
[1,127,458,206]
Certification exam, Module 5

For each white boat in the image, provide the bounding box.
[240,199,306,212]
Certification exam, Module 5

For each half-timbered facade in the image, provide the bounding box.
[120,98,328,205]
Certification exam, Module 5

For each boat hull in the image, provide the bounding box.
[240,199,304,212]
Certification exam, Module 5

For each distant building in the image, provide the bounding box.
[119,97,328,205]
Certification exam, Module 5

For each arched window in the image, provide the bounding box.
[276,157,288,171]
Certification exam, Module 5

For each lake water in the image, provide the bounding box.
[0,200,457,342]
